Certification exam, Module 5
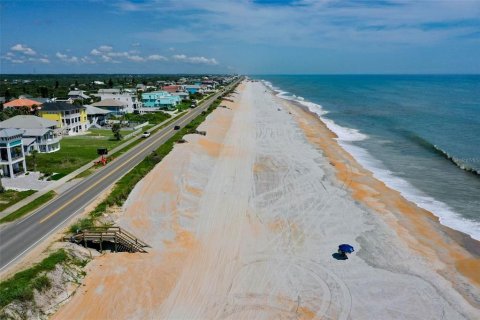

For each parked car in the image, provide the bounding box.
[142,131,151,138]
[174,125,181,130]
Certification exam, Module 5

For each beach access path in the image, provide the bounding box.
[54,81,479,319]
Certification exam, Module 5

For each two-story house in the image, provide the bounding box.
[96,88,139,113]
[39,102,87,135]
[141,91,181,112]
[0,115,61,154]
[0,128,26,178]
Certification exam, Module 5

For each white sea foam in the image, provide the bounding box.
[342,143,480,241]
[261,79,480,241]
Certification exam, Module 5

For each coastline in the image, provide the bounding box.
[53,80,480,319]
[279,94,480,293]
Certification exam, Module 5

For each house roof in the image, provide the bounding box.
[22,137,36,146]
[68,91,90,99]
[92,99,125,107]
[31,97,51,104]
[4,98,42,108]
[84,104,114,115]
[41,102,85,112]
[23,128,52,137]
[0,128,23,138]
[0,115,57,129]
[98,89,121,94]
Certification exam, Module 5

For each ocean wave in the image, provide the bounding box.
[341,143,480,241]
[260,79,480,241]
[402,131,480,176]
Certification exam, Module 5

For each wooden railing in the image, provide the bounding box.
[66,226,150,253]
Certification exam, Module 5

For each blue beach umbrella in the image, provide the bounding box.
[338,244,355,253]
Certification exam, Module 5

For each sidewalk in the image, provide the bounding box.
[0,115,180,220]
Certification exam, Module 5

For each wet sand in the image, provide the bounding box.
[54,81,480,319]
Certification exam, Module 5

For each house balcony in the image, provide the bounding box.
[38,136,61,146]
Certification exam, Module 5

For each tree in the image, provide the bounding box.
[108,78,114,88]
[5,89,11,101]
[55,80,59,89]
[112,123,122,141]
[39,86,49,98]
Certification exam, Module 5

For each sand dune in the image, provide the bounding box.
[54,81,479,319]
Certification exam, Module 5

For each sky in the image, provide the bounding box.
[1,0,479,74]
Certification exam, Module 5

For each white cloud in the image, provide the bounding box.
[127,55,145,62]
[147,54,168,61]
[173,54,218,65]
[81,56,96,64]
[98,45,113,52]
[127,0,480,49]
[11,44,36,56]
[56,52,79,63]
[91,45,113,56]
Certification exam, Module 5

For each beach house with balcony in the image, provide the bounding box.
[95,88,139,113]
[0,115,61,154]
[141,91,181,111]
[0,128,26,178]
[39,102,87,135]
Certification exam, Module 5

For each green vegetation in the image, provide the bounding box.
[0,189,36,212]
[0,249,68,308]
[124,111,170,124]
[87,128,131,139]
[0,191,56,223]
[26,135,126,176]
[111,123,122,141]
[69,94,228,233]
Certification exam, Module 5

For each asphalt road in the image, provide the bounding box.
[0,80,240,273]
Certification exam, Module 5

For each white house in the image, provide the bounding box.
[0,115,61,154]
[95,88,140,113]
[0,128,26,178]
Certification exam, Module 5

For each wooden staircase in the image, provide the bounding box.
[67,227,150,253]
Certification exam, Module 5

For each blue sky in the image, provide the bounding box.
[1,0,479,74]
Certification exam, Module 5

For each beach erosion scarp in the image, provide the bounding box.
[53,80,480,319]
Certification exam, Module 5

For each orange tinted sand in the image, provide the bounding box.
[287,103,480,290]
[54,92,239,320]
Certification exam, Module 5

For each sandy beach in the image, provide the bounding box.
[54,80,480,319]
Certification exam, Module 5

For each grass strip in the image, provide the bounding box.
[0,191,56,224]
[0,249,68,308]
[0,190,36,212]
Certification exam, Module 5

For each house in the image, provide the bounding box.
[141,91,181,111]
[96,89,139,113]
[68,90,90,101]
[171,92,189,101]
[0,128,26,178]
[92,99,127,115]
[84,104,114,128]
[93,81,105,85]
[39,102,87,135]
[161,85,185,93]
[3,98,43,112]
[185,85,203,95]
[0,115,61,154]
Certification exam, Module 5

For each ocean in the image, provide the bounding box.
[253,75,480,240]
